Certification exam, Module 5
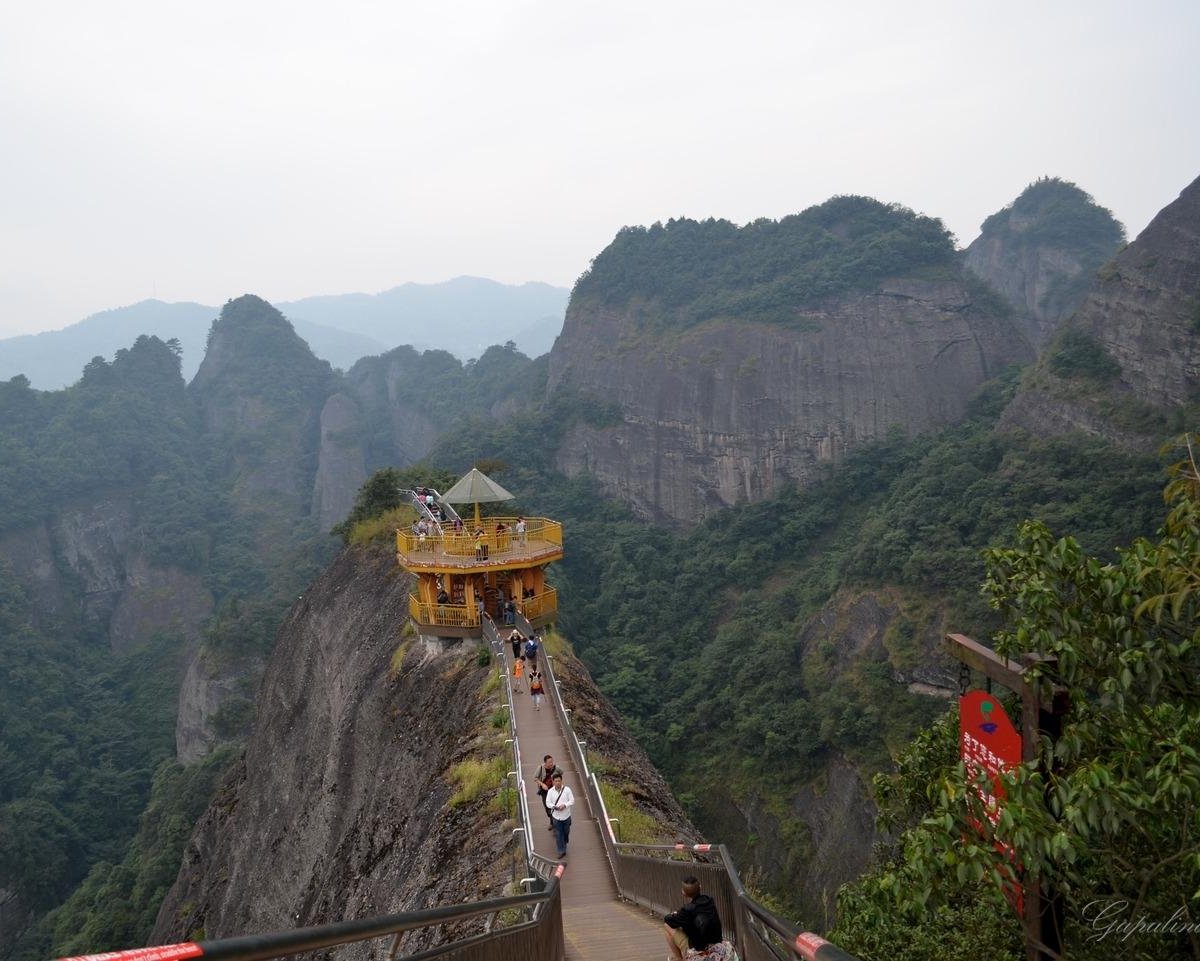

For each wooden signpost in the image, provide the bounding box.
[945,633,1068,961]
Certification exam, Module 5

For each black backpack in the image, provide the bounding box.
[691,898,722,946]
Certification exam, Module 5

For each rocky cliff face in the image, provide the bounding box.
[964,178,1125,349]
[1001,173,1200,444]
[154,547,504,946]
[549,279,1032,526]
[683,585,955,925]
[343,348,444,467]
[191,296,336,517]
[154,545,694,949]
[0,492,212,652]
[175,650,262,764]
[311,392,369,532]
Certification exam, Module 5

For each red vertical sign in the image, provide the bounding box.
[959,689,1023,906]
[959,689,1022,821]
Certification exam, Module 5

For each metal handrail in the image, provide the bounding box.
[538,648,859,961]
[60,872,566,961]
[484,618,535,862]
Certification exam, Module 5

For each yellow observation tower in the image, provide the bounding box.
[394,468,563,641]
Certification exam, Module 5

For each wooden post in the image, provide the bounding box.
[945,634,1066,961]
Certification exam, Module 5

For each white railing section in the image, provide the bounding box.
[483,617,537,867]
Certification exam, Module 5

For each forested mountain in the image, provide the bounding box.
[0,278,569,390]
[0,302,384,390]
[551,195,1032,525]
[0,295,549,961]
[2,175,1197,961]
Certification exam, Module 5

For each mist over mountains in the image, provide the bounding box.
[0,277,569,389]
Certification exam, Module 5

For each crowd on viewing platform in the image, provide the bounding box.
[395,478,563,636]
[396,515,563,567]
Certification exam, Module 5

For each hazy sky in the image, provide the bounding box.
[2,0,1197,338]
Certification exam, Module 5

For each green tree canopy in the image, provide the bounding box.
[833,438,1200,960]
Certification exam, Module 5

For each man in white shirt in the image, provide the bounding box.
[546,771,574,859]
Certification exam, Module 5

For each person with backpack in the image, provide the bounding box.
[524,634,540,668]
[664,876,724,960]
[528,667,545,711]
[533,754,562,831]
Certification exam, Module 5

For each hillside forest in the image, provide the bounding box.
[1,174,1198,961]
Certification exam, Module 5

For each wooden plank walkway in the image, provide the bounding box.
[507,648,665,961]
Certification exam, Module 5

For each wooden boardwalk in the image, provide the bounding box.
[507,648,665,961]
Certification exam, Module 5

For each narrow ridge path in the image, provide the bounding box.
[506,646,666,961]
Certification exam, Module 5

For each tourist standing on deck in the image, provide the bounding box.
[546,772,574,859]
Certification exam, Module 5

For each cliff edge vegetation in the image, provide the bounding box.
[572,195,957,328]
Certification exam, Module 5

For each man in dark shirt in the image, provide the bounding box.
[663,876,722,959]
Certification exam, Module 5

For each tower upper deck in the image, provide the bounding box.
[394,516,563,574]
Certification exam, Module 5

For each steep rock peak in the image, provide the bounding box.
[964,177,1125,346]
[999,172,1200,444]
[191,294,334,397]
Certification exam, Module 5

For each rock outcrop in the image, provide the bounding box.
[311,392,369,531]
[0,493,212,652]
[1001,173,1200,444]
[154,547,502,946]
[154,545,695,949]
[175,650,261,764]
[549,279,1032,526]
[343,347,445,467]
[191,296,337,517]
[964,178,1125,348]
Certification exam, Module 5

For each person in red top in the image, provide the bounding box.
[528,667,544,710]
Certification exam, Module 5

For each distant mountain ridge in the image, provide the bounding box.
[0,277,569,390]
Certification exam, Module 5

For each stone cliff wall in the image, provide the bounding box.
[344,352,441,468]
[0,492,212,652]
[154,547,505,949]
[964,237,1088,348]
[312,392,369,531]
[154,547,697,951]
[549,279,1032,526]
[1002,174,1200,443]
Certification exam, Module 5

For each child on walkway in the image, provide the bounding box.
[529,668,544,710]
[512,654,525,692]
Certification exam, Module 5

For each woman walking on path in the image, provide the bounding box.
[546,771,574,859]
[528,668,544,711]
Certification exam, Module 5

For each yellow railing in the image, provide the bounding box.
[395,518,563,560]
[408,595,478,629]
[522,587,558,621]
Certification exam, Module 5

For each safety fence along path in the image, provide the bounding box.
[497,626,667,961]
